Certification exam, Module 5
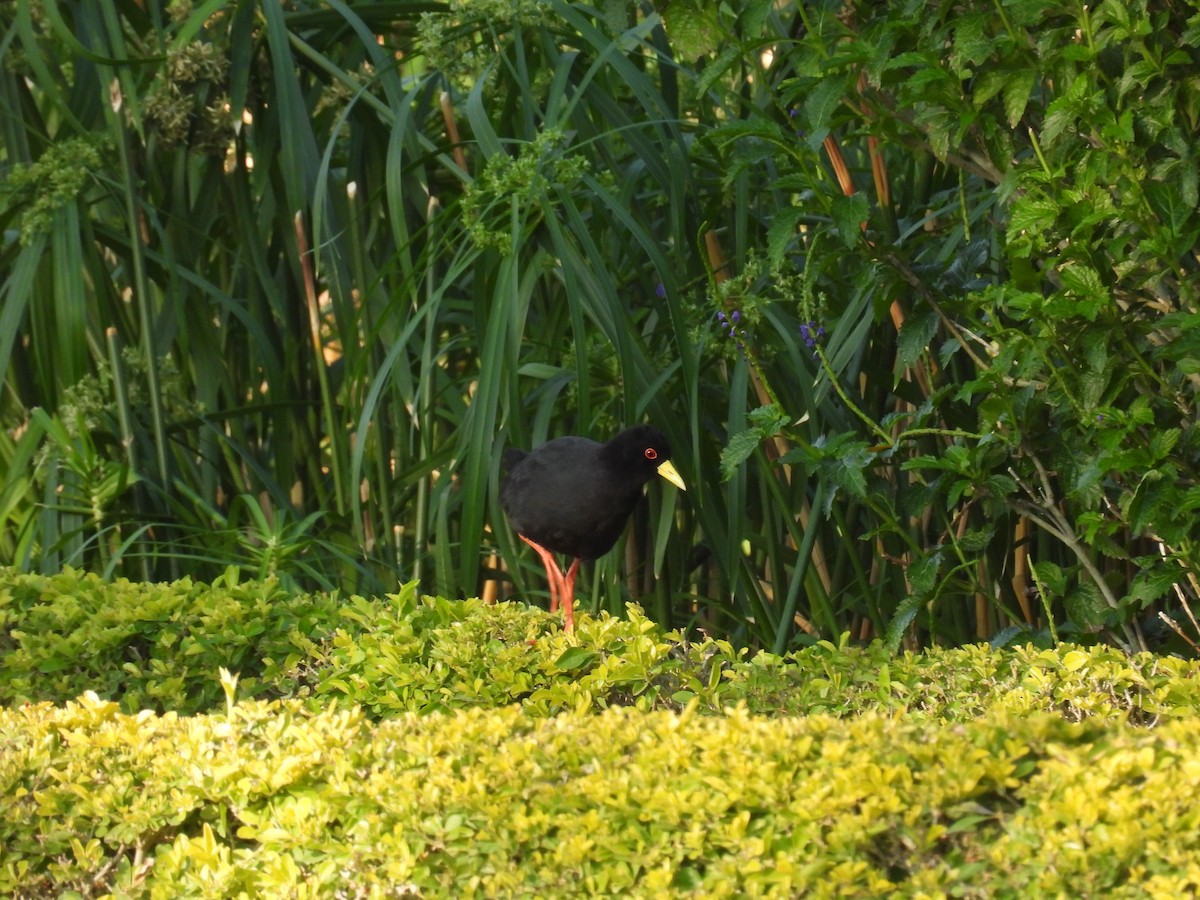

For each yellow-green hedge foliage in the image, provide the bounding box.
[733,639,1200,724]
[299,603,1200,723]
[4,693,1200,897]
[4,568,1200,723]
[0,567,345,713]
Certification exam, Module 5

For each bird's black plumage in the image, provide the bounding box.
[501,425,676,559]
[500,425,685,630]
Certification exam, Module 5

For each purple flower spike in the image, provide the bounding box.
[800,320,824,352]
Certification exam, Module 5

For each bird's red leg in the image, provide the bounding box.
[546,563,564,612]
[519,534,564,612]
[560,558,580,633]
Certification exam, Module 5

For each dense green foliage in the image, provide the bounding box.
[3,0,1200,651]
[4,568,1199,723]
[6,693,1200,896]
[3,571,1200,894]
[0,567,337,713]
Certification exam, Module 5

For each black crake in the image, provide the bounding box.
[500,425,685,631]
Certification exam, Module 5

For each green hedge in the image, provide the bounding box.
[3,568,1200,723]
[296,594,1200,723]
[0,568,340,714]
[4,570,1200,894]
[4,693,1200,897]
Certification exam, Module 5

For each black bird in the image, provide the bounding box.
[500,425,686,631]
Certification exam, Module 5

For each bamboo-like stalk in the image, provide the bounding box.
[295,211,347,516]
[105,72,177,580]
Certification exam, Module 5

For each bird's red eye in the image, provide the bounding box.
[644,448,658,460]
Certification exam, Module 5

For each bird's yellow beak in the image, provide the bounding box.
[656,459,686,491]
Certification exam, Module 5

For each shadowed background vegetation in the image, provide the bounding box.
[3,0,1200,654]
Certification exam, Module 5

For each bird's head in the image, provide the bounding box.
[605,424,686,491]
